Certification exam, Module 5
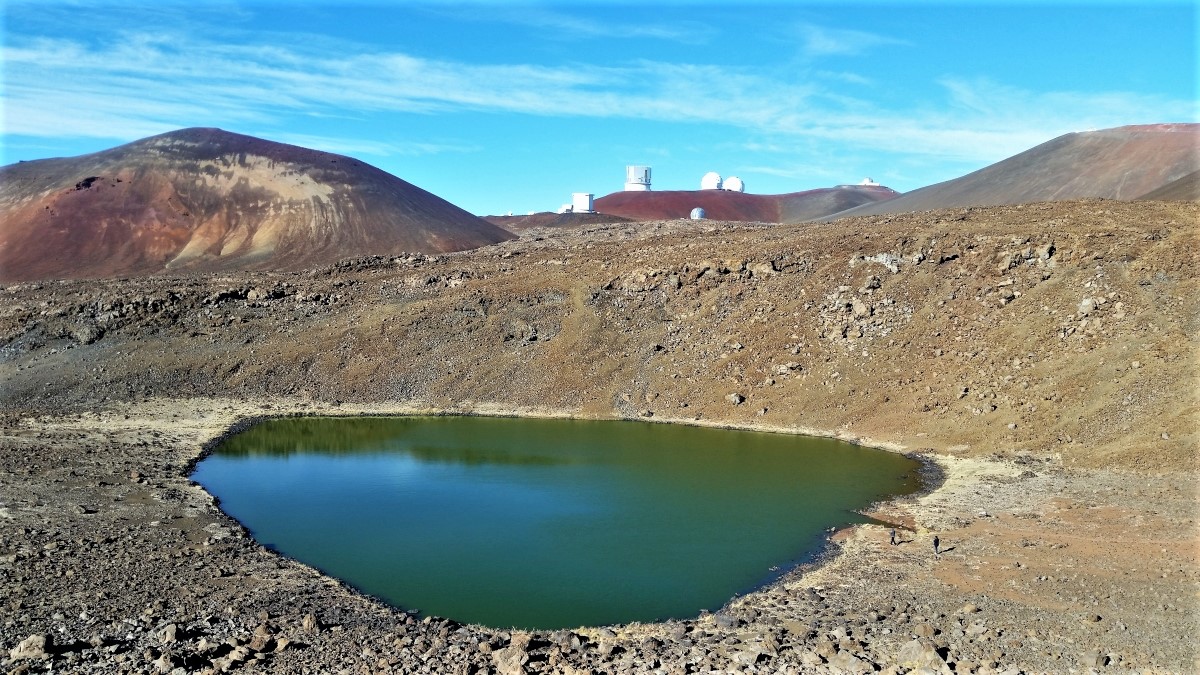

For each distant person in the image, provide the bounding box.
[933,535,941,558]
[890,529,897,546]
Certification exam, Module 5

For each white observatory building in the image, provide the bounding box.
[701,172,744,192]
[558,192,594,214]
[625,165,651,191]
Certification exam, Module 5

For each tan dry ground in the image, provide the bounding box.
[0,198,1197,673]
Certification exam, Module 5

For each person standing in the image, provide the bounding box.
[890,528,897,545]
[933,535,941,558]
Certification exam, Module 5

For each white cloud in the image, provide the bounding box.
[796,23,909,58]
[425,6,715,43]
[1,29,1192,173]
[264,133,480,158]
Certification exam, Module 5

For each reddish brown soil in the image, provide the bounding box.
[593,185,898,223]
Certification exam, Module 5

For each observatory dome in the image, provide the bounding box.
[700,172,723,190]
[690,207,706,220]
[724,176,744,192]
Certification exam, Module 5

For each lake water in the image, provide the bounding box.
[191,416,920,629]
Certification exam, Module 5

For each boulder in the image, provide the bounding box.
[895,638,950,673]
[8,633,50,660]
[851,297,872,318]
[827,649,874,674]
[493,642,530,675]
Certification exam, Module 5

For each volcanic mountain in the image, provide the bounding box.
[592,184,898,224]
[0,128,515,282]
[825,123,1200,220]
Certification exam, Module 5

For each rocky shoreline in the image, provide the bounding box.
[2,399,1195,674]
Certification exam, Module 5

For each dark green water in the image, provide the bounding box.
[191,416,920,629]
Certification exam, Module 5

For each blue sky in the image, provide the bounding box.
[2,1,1196,216]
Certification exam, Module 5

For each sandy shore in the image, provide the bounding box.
[2,397,1195,674]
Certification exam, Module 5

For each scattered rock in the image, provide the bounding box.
[895,638,948,671]
[8,634,50,661]
[492,642,530,675]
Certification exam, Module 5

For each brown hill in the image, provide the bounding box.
[0,128,514,282]
[826,123,1200,219]
[484,211,632,233]
[1137,169,1200,201]
[593,185,898,223]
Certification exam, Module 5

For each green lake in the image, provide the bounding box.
[191,416,921,629]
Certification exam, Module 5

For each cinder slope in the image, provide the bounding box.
[2,199,1193,472]
[0,128,514,282]
[484,211,632,233]
[826,123,1200,219]
[593,185,897,223]
[1137,169,1200,201]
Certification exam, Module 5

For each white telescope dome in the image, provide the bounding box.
[700,171,723,190]
[690,207,706,220]
[723,176,744,192]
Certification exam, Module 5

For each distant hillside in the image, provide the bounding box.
[825,123,1200,220]
[484,211,632,233]
[0,128,515,282]
[593,185,898,224]
[1137,170,1200,201]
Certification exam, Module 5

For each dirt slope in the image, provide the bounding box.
[2,198,1194,471]
[593,185,898,223]
[0,128,514,282]
[1137,169,1200,201]
[827,123,1199,219]
[484,211,631,233]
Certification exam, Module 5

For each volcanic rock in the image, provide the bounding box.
[8,633,50,660]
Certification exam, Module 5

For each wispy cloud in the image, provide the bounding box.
[425,6,715,43]
[1,28,1190,171]
[265,133,480,158]
[796,23,909,58]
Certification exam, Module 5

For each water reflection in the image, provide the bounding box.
[194,416,920,629]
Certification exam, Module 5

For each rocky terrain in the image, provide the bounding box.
[0,128,514,283]
[1,198,1196,673]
